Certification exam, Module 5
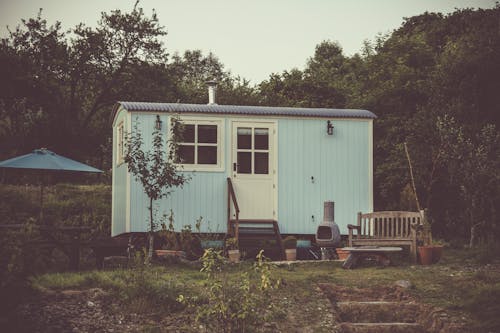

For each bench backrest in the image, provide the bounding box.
[357,211,423,239]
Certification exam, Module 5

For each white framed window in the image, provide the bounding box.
[116,121,125,165]
[175,118,224,172]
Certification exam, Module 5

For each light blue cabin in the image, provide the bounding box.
[111,98,376,239]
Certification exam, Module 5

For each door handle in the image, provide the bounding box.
[233,162,238,172]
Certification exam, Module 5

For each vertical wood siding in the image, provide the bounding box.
[128,114,228,233]
[277,119,372,234]
[116,113,372,236]
[111,108,128,236]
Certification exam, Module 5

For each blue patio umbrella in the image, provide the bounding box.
[0,148,103,222]
[0,148,103,173]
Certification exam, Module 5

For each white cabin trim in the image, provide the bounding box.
[174,116,225,172]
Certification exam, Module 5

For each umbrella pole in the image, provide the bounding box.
[39,175,44,225]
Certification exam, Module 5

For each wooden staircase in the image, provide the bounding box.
[227,178,285,260]
[229,219,285,260]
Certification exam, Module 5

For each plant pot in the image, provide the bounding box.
[227,249,240,263]
[336,248,350,261]
[155,250,186,259]
[285,248,297,261]
[418,246,433,265]
[431,245,444,264]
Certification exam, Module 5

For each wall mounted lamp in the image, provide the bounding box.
[327,120,334,135]
[155,115,162,131]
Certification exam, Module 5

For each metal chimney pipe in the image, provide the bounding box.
[323,201,334,223]
[206,80,218,105]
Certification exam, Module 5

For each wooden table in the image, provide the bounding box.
[341,246,402,269]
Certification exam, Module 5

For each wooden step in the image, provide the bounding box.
[336,301,419,323]
[336,322,424,333]
[228,219,285,260]
[239,226,275,234]
[229,219,277,224]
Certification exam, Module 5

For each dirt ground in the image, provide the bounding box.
[6,288,198,333]
[5,286,334,333]
[319,284,470,333]
[5,258,499,332]
[4,283,468,333]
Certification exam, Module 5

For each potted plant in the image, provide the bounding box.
[417,244,433,265]
[416,212,437,265]
[283,236,297,261]
[430,239,446,264]
[225,237,240,263]
[155,213,186,259]
[335,248,350,261]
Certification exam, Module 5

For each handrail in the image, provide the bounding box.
[227,177,240,241]
[227,177,240,214]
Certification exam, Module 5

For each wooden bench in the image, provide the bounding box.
[347,211,424,263]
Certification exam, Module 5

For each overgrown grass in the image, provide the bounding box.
[0,183,111,236]
[29,248,500,331]
[4,240,500,330]
[31,264,204,314]
[0,184,111,278]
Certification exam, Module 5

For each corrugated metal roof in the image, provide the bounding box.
[115,101,376,119]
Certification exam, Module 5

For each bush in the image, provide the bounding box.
[178,249,282,333]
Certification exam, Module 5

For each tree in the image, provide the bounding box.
[0,2,173,167]
[124,117,188,262]
[436,116,499,246]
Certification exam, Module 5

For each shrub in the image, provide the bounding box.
[225,237,238,250]
[158,210,180,250]
[178,249,282,333]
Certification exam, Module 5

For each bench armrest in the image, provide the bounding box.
[347,224,360,247]
[410,223,423,230]
[347,224,361,231]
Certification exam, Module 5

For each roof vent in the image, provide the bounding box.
[206,80,218,105]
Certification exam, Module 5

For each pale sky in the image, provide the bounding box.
[0,0,496,83]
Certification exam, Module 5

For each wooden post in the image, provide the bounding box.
[404,142,421,211]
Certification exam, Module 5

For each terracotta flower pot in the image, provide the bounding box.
[418,246,433,265]
[336,248,350,261]
[431,245,444,264]
[155,250,186,259]
[285,248,297,261]
[227,249,240,263]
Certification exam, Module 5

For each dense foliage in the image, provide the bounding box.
[1,4,498,244]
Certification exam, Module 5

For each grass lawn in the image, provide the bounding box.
[1,184,499,331]
[16,247,500,332]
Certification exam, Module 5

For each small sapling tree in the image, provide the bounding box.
[125,116,188,263]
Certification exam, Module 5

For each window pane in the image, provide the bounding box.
[254,152,269,174]
[254,128,269,150]
[178,145,194,164]
[182,124,195,143]
[237,127,252,149]
[198,146,217,165]
[198,125,217,143]
[237,152,251,174]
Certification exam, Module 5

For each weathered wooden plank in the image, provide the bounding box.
[348,211,424,263]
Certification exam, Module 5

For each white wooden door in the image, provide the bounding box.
[231,121,277,220]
